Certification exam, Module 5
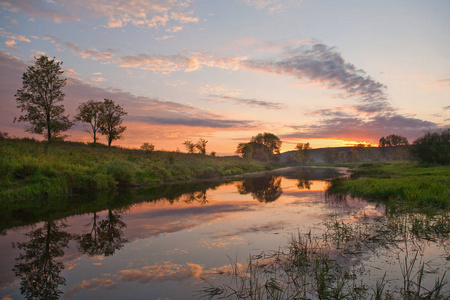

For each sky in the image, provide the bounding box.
[0,0,449,155]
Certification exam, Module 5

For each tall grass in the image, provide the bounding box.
[200,210,450,300]
[326,162,450,210]
[0,138,272,202]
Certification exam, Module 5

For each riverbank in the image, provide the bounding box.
[0,138,274,202]
[326,161,450,211]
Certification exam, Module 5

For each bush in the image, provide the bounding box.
[103,159,136,184]
[411,129,450,165]
[140,142,155,153]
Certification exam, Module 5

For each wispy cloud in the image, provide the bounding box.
[5,40,17,49]
[128,115,254,129]
[0,0,78,23]
[242,43,388,103]
[0,0,198,29]
[242,0,302,13]
[117,52,244,73]
[208,94,286,110]
[65,42,117,60]
[0,28,31,44]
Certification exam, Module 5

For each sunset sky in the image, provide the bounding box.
[1,0,449,155]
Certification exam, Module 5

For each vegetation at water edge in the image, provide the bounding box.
[326,162,450,210]
[0,137,272,202]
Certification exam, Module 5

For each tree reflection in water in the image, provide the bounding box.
[13,221,71,300]
[237,175,283,203]
[77,209,127,257]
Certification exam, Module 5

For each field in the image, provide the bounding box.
[0,138,272,202]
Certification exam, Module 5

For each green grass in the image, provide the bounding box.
[326,161,450,210]
[0,138,273,202]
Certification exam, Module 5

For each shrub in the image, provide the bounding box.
[103,159,136,184]
[140,142,155,153]
[411,129,450,165]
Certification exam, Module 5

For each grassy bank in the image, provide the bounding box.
[0,138,273,202]
[327,161,450,210]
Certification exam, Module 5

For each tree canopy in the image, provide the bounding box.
[99,99,127,147]
[15,56,73,142]
[411,129,450,165]
[379,134,409,160]
[75,100,103,144]
[236,132,282,161]
[296,142,311,164]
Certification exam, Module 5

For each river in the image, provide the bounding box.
[0,167,448,299]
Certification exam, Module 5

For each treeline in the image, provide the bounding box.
[283,132,449,165]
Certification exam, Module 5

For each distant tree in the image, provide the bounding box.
[183,140,195,153]
[195,138,208,155]
[296,142,311,164]
[210,151,216,157]
[379,135,409,147]
[236,142,272,161]
[411,129,450,165]
[75,100,103,144]
[15,56,73,143]
[236,142,253,159]
[350,143,374,161]
[323,148,338,163]
[251,132,282,155]
[379,134,409,160]
[99,99,127,147]
[140,142,155,153]
[236,132,282,162]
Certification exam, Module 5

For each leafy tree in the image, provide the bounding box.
[323,148,338,163]
[140,142,155,153]
[379,134,409,160]
[379,135,409,147]
[236,142,253,159]
[236,142,272,161]
[296,142,311,164]
[411,129,450,165]
[99,99,127,147]
[236,132,282,162]
[14,56,73,142]
[75,100,103,144]
[251,132,282,155]
[183,140,195,153]
[195,138,208,155]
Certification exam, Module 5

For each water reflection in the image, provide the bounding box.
[13,221,71,300]
[77,209,127,257]
[2,167,448,299]
[237,175,283,202]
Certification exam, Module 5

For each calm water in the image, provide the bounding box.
[0,167,448,299]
